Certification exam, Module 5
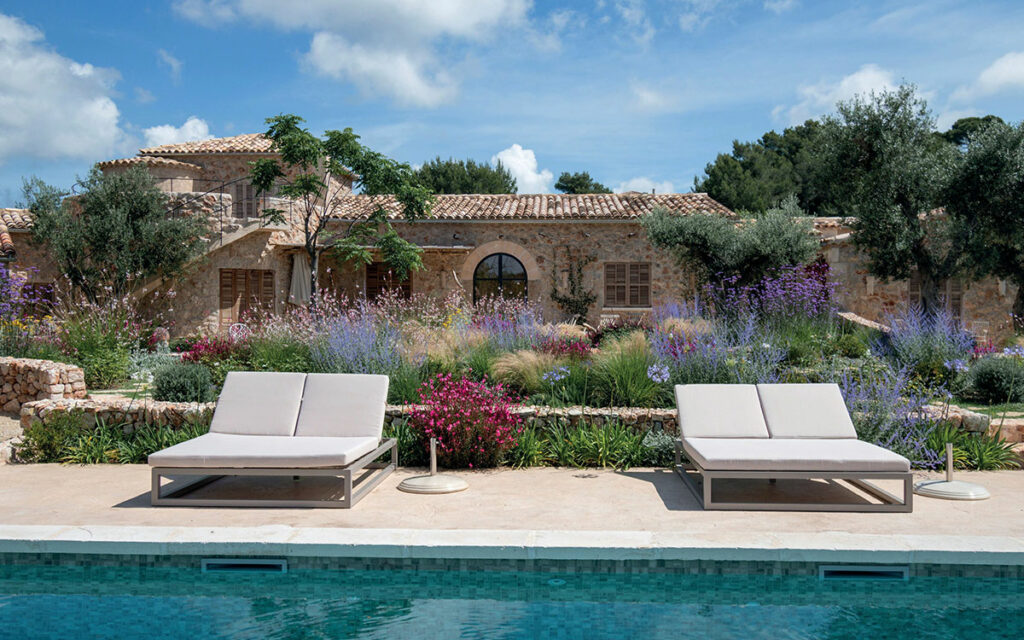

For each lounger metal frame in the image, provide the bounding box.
[673,439,913,513]
[151,438,397,508]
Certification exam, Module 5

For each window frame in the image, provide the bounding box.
[472,253,528,304]
[365,262,412,300]
[604,262,651,308]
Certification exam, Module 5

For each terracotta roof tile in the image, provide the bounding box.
[334,192,734,221]
[96,155,203,171]
[139,133,274,155]
[0,208,30,260]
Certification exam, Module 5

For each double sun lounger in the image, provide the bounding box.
[148,373,911,512]
[674,383,913,512]
[149,371,397,508]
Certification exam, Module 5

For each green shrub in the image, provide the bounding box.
[388,363,426,405]
[248,336,312,372]
[505,426,546,468]
[18,411,209,465]
[960,432,1021,470]
[640,430,676,467]
[835,333,868,358]
[968,357,1024,404]
[76,346,132,389]
[382,418,427,467]
[152,362,214,403]
[15,410,86,462]
[591,332,662,407]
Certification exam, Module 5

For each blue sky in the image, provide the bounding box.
[2,0,1024,205]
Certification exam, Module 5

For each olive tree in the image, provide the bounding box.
[814,85,962,312]
[24,166,209,303]
[250,115,433,298]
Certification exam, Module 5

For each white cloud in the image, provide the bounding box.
[631,82,677,112]
[0,13,126,162]
[764,0,797,14]
[142,116,213,148]
[174,0,530,107]
[306,33,456,108]
[527,9,579,52]
[615,0,655,45]
[134,87,155,104]
[776,63,897,125]
[952,51,1024,101]
[615,176,675,194]
[157,49,182,83]
[677,0,726,33]
[491,144,553,193]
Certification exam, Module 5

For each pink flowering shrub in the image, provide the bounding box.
[409,373,523,468]
[181,336,237,364]
[539,336,593,359]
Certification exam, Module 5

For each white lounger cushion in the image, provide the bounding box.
[294,373,389,438]
[209,372,307,436]
[675,384,770,438]
[681,437,910,473]
[756,383,857,439]
[147,433,380,468]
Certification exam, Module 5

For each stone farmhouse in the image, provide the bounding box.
[0,134,1016,340]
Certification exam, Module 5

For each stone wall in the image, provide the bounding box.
[0,357,87,412]
[385,404,679,434]
[20,397,214,431]
[817,217,1016,342]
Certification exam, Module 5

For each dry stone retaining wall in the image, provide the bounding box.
[0,357,87,413]
[385,405,679,434]
[20,398,214,431]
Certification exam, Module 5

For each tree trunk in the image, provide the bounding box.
[919,272,942,315]
[1014,281,1024,333]
[308,247,319,308]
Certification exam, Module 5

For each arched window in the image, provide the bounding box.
[473,253,527,303]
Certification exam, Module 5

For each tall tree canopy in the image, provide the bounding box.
[937,115,1005,147]
[814,85,962,312]
[250,115,433,298]
[24,166,209,303]
[693,120,829,214]
[414,157,517,194]
[643,196,818,285]
[554,171,612,194]
[945,120,1024,328]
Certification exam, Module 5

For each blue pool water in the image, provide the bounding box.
[0,558,1021,639]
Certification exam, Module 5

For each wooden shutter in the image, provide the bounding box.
[260,271,275,311]
[219,269,240,326]
[365,262,411,299]
[628,263,651,307]
[605,263,627,306]
[219,269,273,327]
[605,263,649,307]
[233,183,256,219]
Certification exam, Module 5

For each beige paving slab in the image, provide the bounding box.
[0,465,1021,563]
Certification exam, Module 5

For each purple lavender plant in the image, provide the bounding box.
[311,312,402,375]
[839,367,942,469]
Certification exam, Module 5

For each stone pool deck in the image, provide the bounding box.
[0,465,1022,565]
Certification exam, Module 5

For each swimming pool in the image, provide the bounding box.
[1,555,1021,639]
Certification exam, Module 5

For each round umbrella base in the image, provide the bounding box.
[398,474,468,495]
[914,479,990,501]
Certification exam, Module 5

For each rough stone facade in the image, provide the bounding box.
[818,218,1017,342]
[323,220,699,325]
[0,357,87,413]
[386,404,679,434]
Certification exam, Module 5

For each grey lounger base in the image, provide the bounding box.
[674,440,913,513]
[151,438,397,509]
